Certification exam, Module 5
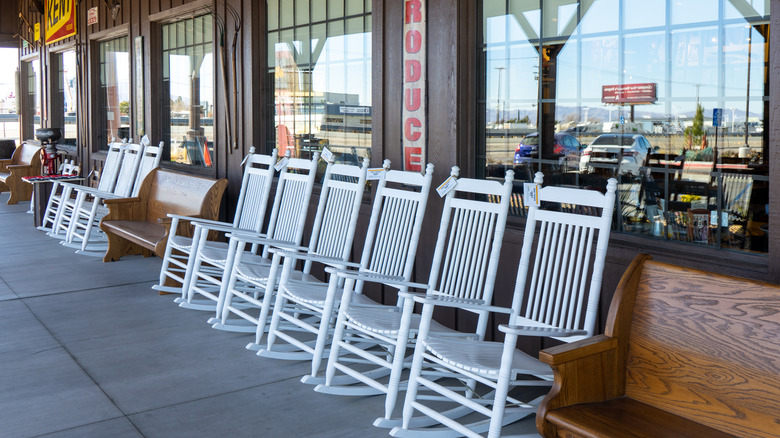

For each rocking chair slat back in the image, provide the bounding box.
[96,141,126,192]
[513,173,617,341]
[428,169,513,315]
[234,152,277,232]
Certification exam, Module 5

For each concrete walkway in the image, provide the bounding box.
[0,194,540,438]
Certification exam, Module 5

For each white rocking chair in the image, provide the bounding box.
[177,151,320,311]
[210,156,374,336]
[152,147,277,296]
[226,161,434,376]
[391,173,617,438]
[315,167,516,430]
[49,140,127,240]
[64,139,163,254]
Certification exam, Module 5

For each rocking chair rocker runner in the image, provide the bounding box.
[152,147,277,296]
[176,150,320,311]
[391,173,617,438]
[315,167,516,430]
[210,156,374,337]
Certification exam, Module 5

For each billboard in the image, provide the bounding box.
[46,0,77,45]
[602,83,657,104]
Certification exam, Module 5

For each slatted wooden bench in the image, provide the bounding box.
[99,168,228,262]
[536,254,780,438]
[0,142,43,205]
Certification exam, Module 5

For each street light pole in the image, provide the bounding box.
[495,67,505,125]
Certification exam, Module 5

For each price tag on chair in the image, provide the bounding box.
[274,156,290,172]
[436,176,458,197]
[321,147,335,163]
[524,183,541,207]
[367,168,385,181]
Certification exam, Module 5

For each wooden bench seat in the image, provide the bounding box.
[99,168,228,262]
[536,254,780,438]
[0,142,43,205]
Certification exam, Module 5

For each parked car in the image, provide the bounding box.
[579,133,653,176]
[514,132,582,165]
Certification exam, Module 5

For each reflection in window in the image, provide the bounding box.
[58,51,78,144]
[0,48,19,140]
[97,37,130,149]
[267,0,372,163]
[480,0,769,254]
[161,15,214,168]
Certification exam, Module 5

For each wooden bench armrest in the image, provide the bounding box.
[7,164,37,176]
[102,196,145,222]
[539,334,617,367]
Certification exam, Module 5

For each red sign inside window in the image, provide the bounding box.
[602,83,657,104]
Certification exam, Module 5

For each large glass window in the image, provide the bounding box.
[161,15,214,168]
[97,37,130,149]
[0,48,20,140]
[22,58,41,139]
[480,0,770,254]
[267,0,372,162]
[58,50,78,145]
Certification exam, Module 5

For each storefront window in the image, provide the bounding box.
[58,50,78,145]
[267,0,372,162]
[0,48,19,140]
[480,0,770,254]
[97,37,130,149]
[22,58,41,139]
[161,15,214,168]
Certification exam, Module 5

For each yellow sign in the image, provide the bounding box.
[34,23,40,42]
[45,0,77,44]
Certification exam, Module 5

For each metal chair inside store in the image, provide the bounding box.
[177,150,320,312]
[211,156,372,337]
[152,147,277,296]
[314,167,515,431]
[390,173,617,438]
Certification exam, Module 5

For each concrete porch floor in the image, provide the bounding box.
[0,194,541,438]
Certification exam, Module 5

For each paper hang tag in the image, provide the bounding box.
[367,168,385,181]
[274,156,290,172]
[524,183,541,207]
[436,176,458,198]
[711,211,729,227]
[321,147,334,163]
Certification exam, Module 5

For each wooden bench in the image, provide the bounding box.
[99,168,228,262]
[536,254,780,438]
[0,142,43,205]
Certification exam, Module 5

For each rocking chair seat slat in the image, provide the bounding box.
[423,337,552,378]
[281,281,381,307]
[236,262,316,284]
[345,307,458,337]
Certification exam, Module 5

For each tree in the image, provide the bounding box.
[684,103,704,147]
[119,101,130,116]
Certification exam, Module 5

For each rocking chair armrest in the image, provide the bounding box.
[191,221,247,234]
[411,294,510,314]
[270,249,362,269]
[498,324,588,338]
[158,214,202,225]
[328,269,428,290]
[166,214,232,228]
[224,232,298,251]
[71,185,116,199]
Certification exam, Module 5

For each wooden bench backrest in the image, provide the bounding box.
[142,168,227,224]
[626,260,780,437]
[13,143,43,166]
